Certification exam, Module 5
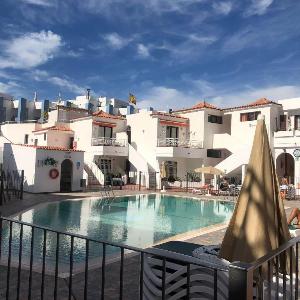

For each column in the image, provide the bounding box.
[242,164,247,184]
[201,163,205,186]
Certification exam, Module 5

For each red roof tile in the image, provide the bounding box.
[172,101,221,113]
[93,111,125,120]
[32,126,73,133]
[14,144,84,152]
[192,101,218,109]
[224,98,281,111]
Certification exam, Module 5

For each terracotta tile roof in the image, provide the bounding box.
[93,111,125,120]
[172,101,221,113]
[33,126,73,133]
[192,101,218,109]
[151,112,189,120]
[223,98,281,111]
[14,144,84,152]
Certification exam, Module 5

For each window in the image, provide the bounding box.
[165,161,177,179]
[208,114,223,124]
[295,115,300,130]
[207,149,222,158]
[43,133,47,141]
[98,126,112,138]
[24,134,29,144]
[99,159,112,174]
[166,126,178,139]
[280,115,287,131]
[34,139,38,146]
[240,111,261,122]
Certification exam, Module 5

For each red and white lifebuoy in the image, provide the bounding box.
[49,168,59,179]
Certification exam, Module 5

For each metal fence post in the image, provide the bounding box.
[185,173,189,193]
[138,171,141,191]
[0,171,3,206]
[20,170,24,200]
[228,262,253,300]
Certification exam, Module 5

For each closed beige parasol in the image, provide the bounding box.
[160,161,167,178]
[194,166,224,176]
[219,116,293,275]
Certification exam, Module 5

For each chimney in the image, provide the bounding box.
[34,91,37,102]
[86,88,91,99]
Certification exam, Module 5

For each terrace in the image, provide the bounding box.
[0,190,299,299]
[156,138,205,158]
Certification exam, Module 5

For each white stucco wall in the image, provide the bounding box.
[0,123,40,145]
[34,130,74,148]
[3,144,84,193]
[127,111,158,171]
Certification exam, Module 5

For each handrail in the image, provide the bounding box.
[84,162,105,185]
[91,137,127,147]
[245,235,300,272]
[157,138,203,148]
[0,216,230,272]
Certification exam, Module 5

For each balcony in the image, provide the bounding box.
[157,138,203,148]
[156,138,205,158]
[90,138,128,156]
[274,130,300,148]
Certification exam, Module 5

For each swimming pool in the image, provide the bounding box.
[1,194,234,269]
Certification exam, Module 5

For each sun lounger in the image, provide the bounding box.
[142,241,296,299]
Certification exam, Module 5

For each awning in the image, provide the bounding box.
[160,120,189,127]
[93,121,116,128]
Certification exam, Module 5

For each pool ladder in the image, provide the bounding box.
[99,185,116,203]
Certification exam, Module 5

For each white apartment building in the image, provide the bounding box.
[67,92,137,116]
[1,96,300,193]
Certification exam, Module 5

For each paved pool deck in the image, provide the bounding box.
[0,190,299,299]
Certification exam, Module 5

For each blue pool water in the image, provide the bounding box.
[2,194,234,267]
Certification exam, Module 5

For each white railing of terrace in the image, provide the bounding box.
[157,138,204,148]
[91,137,127,147]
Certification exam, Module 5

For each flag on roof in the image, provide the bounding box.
[129,93,137,105]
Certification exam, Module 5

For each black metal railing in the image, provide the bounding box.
[0,216,230,300]
[0,215,299,299]
[0,170,24,206]
[229,235,300,299]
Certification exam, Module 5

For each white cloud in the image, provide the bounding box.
[0,31,62,69]
[31,70,85,94]
[103,33,131,50]
[187,34,218,44]
[78,0,206,15]
[21,0,54,6]
[212,2,233,15]
[48,77,85,94]
[217,85,300,107]
[154,33,218,62]
[138,86,200,110]
[0,81,22,94]
[245,0,274,16]
[137,79,300,111]
[137,44,150,58]
[222,11,300,54]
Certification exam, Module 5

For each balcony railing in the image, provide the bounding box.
[157,138,203,148]
[91,137,127,147]
[0,216,299,299]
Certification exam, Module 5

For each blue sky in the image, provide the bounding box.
[0,0,300,109]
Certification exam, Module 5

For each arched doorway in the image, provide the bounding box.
[60,159,73,192]
[276,153,295,184]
